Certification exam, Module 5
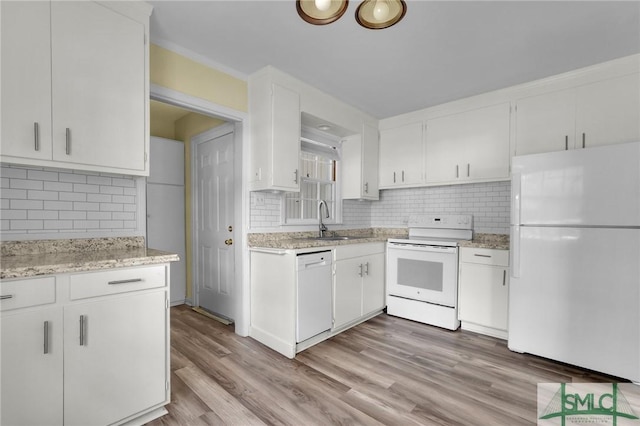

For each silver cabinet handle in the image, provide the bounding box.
[79,315,86,346]
[358,263,363,277]
[364,182,369,194]
[393,171,396,183]
[293,169,298,184]
[401,170,405,182]
[582,132,586,149]
[34,122,40,151]
[565,135,568,150]
[44,321,49,354]
[0,294,14,300]
[467,163,470,177]
[364,262,369,276]
[456,165,459,178]
[474,254,491,258]
[108,278,143,285]
[65,128,71,155]
[502,269,506,286]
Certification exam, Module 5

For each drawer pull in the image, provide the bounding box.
[473,254,492,258]
[108,278,143,285]
[44,321,49,354]
[79,315,86,346]
[0,294,14,300]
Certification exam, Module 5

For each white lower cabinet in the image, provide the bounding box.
[333,243,385,330]
[458,247,509,339]
[0,265,170,426]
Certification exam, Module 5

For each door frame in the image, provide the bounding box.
[150,84,250,337]
[190,123,236,319]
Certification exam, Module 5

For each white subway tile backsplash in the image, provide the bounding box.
[1,164,140,239]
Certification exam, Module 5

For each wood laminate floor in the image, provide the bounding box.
[147,305,623,426]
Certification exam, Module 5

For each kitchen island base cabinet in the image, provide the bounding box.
[458,247,509,340]
[0,265,170,426]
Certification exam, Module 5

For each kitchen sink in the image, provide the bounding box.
[298,235,373,241]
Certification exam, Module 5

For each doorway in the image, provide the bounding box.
[192,124,236,321]
[149,86,249,336]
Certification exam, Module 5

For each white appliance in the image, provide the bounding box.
[509,141,640,382]
[387,214,473,330]
[296,251,333,343]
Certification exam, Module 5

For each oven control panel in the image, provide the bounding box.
[407,214,473,230]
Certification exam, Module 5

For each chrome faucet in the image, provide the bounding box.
[318,200,329,237]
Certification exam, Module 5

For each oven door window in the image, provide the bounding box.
[387,246,458,307]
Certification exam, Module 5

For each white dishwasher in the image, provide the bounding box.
[296,251,333,343]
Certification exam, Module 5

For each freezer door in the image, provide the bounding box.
[508,226,640,381]
[512,141,640,226]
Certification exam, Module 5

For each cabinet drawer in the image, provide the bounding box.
[335,242,384,261]
[69,265,166,300]
[0,276,56,311]
[460,247,509,266]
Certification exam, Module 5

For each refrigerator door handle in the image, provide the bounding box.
[511,225,520,278]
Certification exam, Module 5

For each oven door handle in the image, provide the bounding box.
[387,243,457,254]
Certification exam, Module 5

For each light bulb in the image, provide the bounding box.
[314,0,331,12]
[373,0,389,21]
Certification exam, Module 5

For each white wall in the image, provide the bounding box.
[249,180,510,234]
[1,164,145,241]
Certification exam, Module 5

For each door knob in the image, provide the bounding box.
[225,239,233,246]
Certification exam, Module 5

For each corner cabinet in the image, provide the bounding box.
[379,122,424,188]
[249,74,301,191]
[333,242,385,330]
[514,73,640,156]
[342,123,379,200]
[0,1,151,176]
[0,264,170,426]
[458,247,509,339]
[425,103,511,185]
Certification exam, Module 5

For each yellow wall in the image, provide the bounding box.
[150,43,247,302]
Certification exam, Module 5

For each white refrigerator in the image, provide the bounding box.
[509,141,640,382]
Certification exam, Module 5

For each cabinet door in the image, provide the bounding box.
[362,253,385,315]
[426,103,511,183]
[51,1,146,172]
[1,307,63,426]
[576,73,640,148]
[458,263,508,331]
[271,84,301,191]
[361,123,380,199]
[379,122,423,187]
[63,290,168,426]
[0,1,52,160]
[514,89,576,156]
[333,257,363,329]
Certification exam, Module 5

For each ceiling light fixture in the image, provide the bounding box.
[297,0,406,29]
[296,0,349,26]
[356,0,406,29]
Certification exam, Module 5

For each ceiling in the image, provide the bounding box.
[149,1,640,119]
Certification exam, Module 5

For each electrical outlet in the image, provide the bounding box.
[255,193,265,206]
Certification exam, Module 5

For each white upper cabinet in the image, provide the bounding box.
[425,102,511,184]
[249,77,301,192]
[379,122,424,188]
[515,73,640,155]
[0,1,151,176]
[342,122,379,200]
[1,1,53,161]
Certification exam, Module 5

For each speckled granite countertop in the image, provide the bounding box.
[1,237,179,280]
[248,228,408,250]
[249,228,509,251]
[459,233,510,250]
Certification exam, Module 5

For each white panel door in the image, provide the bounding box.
[0,1,52,160]
[64,291,167,426]
[515,88,576,156]
[195,130,235,320]
[1,307,63,426]
[576,73,640,148]
[51,1,146,171]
